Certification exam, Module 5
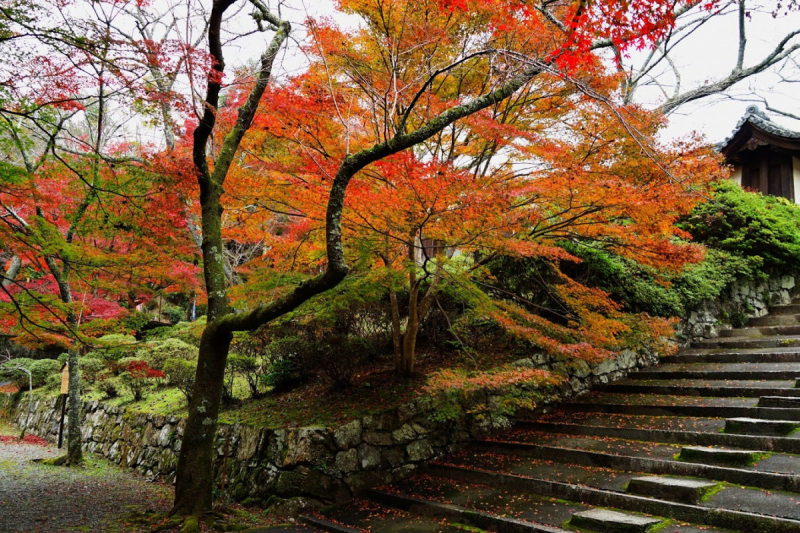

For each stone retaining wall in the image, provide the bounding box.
[678,273,796,340]
[13,346,657,506]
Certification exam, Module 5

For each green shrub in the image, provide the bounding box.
[1,358,61,388]
[163,358,196,403]
[162,305,186,325]
[560,244,758,318]
[98,376,120,399]
[262,337,308,393]
[226,354,261,399]
[45,372,61,391]
[89,334,139,362]
[28,359,62,386]
[80,357,106,385]
[135,338,198,371]
[144,317,206,347]
[680,180,800,272]
[122,311,151,335]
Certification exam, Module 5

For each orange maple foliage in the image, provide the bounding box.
[214,0,723,374]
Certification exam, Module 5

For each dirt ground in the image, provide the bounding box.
[0,424,173,532]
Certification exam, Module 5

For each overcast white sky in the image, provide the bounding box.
[624,3,800,143]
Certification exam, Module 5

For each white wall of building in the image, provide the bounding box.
[794,156,800,204]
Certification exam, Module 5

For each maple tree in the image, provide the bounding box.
[227,4,722,376]
[0,0,205,466]
[164,0,736,518]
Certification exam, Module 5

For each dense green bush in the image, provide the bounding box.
[162,305,186,325]
[561,245,757,318]
[261,336,308,392]
[89,334,139,362]
[226,354,261,399]
[163,358,196,403]
[98,377,120,399]
[0,358,61,388]
[135,338,198,370]
[144,317,206,347]
[680,180,800,272]
[79,357,106,385]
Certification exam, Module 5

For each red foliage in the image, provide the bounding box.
[120,360,165,379]
[0,433,49,446]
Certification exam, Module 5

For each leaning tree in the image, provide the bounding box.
[170,0,739,518]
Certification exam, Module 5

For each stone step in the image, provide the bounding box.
[569,509,663,533]
[475,440,799,491]
[366,489,569,533]
[626,476,718,504]
[631,362,800,380]
[440,449,800,522]
[691,335,800,349]
[600,381,800,398]
[425,464,800,532]
[662,348,800,364]
[725,417,800,436]
[719,325,800,337]
[677,446,767,467]
[519,420,800,454]
[307,498,470,533]
[300,516,362,533]
[749,314,800,327]
[564,394,800,420]
[770,304,800,316]
[389,473,732,533]
[760,396,800,408]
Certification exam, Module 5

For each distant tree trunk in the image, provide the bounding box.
[66,351,82,464]
[2,256,21,288]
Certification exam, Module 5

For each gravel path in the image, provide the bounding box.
[0,436,172,532]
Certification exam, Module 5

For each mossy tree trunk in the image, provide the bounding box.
[66,350,82,465]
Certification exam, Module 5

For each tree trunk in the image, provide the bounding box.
[389,288,402,368]
[172,324,232,515]
[400,314,419,376]
[66,351,82,465]
[400,259,419,375]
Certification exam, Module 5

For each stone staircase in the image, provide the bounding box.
[299,298,800,533]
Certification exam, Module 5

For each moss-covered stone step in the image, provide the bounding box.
[366,489,569,533]
[626,476,717,505]
[600,380,800,398]
[425,464,800,533]
[474,440,797,491]
[749,313,800,327]
[569,509,663,533]
[517,418,800,454]
[678,446,767,467]
[631,361,800,381]
[563,395,800,420]
[725,417,800,436]
[769,304,800,316]
[300,515,362,533]
[663,349,800,364]
[691,335,800,350]
[719,325,800,338]
[760,396,800,408]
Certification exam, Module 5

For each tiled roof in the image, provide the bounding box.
[722,105,800,147]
